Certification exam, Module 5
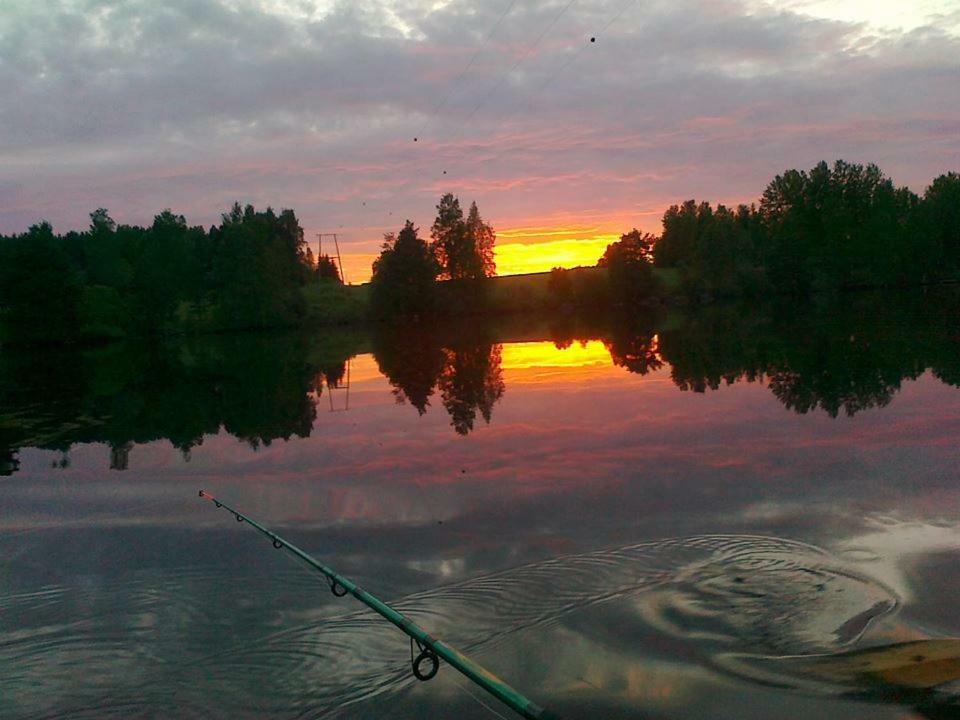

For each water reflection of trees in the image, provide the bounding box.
[654,291,960,417]
[604,316,663,376]
[372,323,504,435]
[371,325,445,414]
[0,333,355,475]
[4,291,960,476]
[439,344,505,435]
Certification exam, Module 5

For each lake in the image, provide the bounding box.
[2,291,960,719]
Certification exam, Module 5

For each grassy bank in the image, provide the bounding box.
[1,266,680,347]
[302,280,369,325]
[483,266,681,313]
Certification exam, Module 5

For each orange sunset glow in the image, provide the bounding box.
[337,223,630,284]
[494,224,622,276]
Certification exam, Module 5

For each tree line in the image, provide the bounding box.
[556,161,960,307]
[649,161,960,298]
[0,204,341,342]
[0,192,499,341]
[3,161,958,342]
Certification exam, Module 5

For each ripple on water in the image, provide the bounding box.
[0,534,904,719]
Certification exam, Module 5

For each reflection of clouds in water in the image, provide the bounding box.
[155,536,894,718]
[836,519,960,604]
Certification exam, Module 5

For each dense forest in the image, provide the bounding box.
[1,161,958,344]
[649,161,960,298]
[0,204,339,343]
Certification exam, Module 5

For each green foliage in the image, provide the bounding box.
[913,172,960,279]
[599,228,660,304]
[317,254,342,282]
[0,203,317,343]
[84,209,135,290]
[430,194,496,281]
[302,280,367,325]
[370,221,439,317]
[653,160,956,298]
[131,210,203,332]
[655,201,766,298]
[0,222,82,341]
[79,285,130,340]
[210,204,310,329]
[759,160,916,291]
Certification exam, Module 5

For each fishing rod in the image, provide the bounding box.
[198,490,559,720]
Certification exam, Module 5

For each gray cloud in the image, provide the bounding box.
[0,0,957,259]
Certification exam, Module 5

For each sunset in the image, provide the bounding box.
[2,1,958,280]
[3,2,960,719]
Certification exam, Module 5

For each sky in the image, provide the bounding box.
[1,0,959,282]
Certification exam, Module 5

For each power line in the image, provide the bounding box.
[415,0,520,141]
[460,0,579,127]
[443,0,641,179]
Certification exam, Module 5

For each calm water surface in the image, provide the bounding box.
[2,295,960,719]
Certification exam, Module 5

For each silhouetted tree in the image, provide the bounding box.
[0,202,337,342]
[430,194,496,281]
[914,172,960,280]
[465,201,496,278]
[547,266,574,305]
[651,160,937,297]
[0,222,82,341]
[430,193,467,281]
[210,204,310,329]
[759,161,916,291]
[317,254,342,282]
[131,210,201,333]
[84,208,135,291]
[370,221,439,316]
[599,228,659,303]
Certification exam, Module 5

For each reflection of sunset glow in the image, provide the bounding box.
[341,354,383,383]
[500,341,612,370]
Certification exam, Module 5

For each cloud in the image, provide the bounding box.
[0,0,957,273]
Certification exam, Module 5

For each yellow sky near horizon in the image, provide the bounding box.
[338,224,625,284]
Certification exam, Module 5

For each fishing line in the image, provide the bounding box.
[527,0,639,106]
[459,0,578,128]
[415,0,520,142]
[197,490,559,720]
[450,671,514,720]
[395,0,580,210]
[449,0,641,179]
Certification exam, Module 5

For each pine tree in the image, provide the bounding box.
[465,201,496,278]
[430,193,466,280]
